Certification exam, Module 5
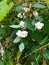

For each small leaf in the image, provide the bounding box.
[35,16,43,22]
[32,20,35,26]
[16,6,22,13]
[17,51,22,60]
[0,28,5,35]
[30,54,36,61]
[38,37,48,45]
[10,25,20,28]
[36,54,40,62]
[32,3,45,8]
[21,3,28,7]
[13,37,20,43]
[26,22,35,31]
[43,49,49,60]
[19,43,25,52]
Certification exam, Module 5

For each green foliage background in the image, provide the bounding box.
[0,0,49,65]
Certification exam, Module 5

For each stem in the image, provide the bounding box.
[19,43,49,62]
[16,2,49,5]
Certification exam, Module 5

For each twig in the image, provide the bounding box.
[19,43,49,62]
[16,2,49,5]
[28,2,49,4]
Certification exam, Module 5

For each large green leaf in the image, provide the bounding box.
[0,0,13,21]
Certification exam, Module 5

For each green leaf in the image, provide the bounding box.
[30,30,43,42]
[0,28,5,35]
[36,54,40,62]
[35,16,43,22]
[10,25,20,28]
[17,51,22,60]
[0,0,13,21]
[32,3,45,8]
[43,49,49,60]
[0,60,4,65]
[13,37,21,43]
[38,37,48,45]
[26,22,35,31]
[29,54,38,65]
[32,20,35,26]
[30,54,36,61]
[16,6,22,13]
[21,3,28,7]
[19,43,25,52]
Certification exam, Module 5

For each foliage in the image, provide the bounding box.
[0,0,49,65]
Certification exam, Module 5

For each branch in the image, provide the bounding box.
[16,2,49,5]
[19,43,49,62]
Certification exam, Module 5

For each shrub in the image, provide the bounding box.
[0,0,49,65]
